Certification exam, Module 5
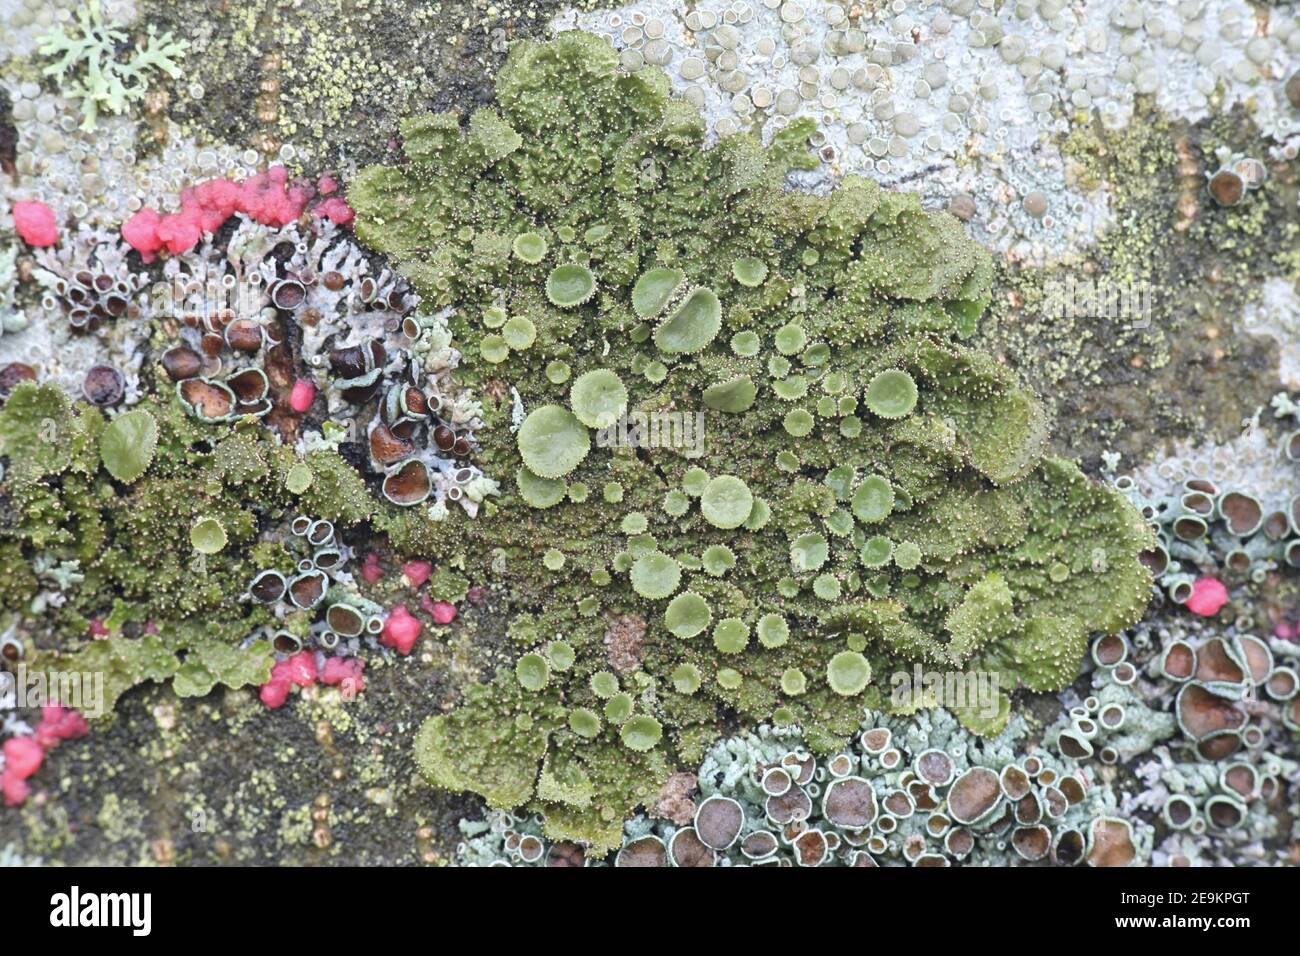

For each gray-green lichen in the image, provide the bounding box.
[0,245,27,337]
[457,705,1153,867]
[0,383,361,705]
[37,0,188,131]
[6,0,1295,869]
[455,621,1299,866]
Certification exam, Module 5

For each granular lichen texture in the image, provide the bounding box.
[4,0,1299,874]
[350,32,1152,850]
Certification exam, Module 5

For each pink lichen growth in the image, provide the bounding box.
[290,379,316,413]
[3,737,44,780]
[13,200,59,247]
[381,605,422,655]
[157,209,204,256]
[34,705,89,749]
[121,208,165,259]
[430,600,457,626]
[256,648,367,708]
[361,552,383,585]
[322,656,365,693]
[259,651,317,709]
[2,705,89,807]
[2,772,30,808]
[188,178,242,232]
[259,678,290,710]
[401,560,431,589]
[280,651,318,687]
[1186,577,1229,617]
[87,619,109,638]
[121,166,311,261]
[260,655,312,708]
[313,197,355,227]
[238,166,311,227]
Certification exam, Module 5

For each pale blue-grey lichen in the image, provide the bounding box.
[37,0,188,132]
[454,621,1298,866]
[0,246,28,337]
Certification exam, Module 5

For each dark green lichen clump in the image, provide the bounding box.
[350,32,1154,852]
[0,381,376,706]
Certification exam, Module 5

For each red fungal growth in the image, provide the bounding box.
[238,166,311,227]
[313,197,355,227]
[34,705,89,749]
[1186,577,1228,617]
[258,652,369,709]
[3,736,43,779]
[290,378,316,413]
[2,704,90,807]
[259,678,290,709]
[361,552,383,585]
[322,656,365,693]
[13,200,59,247]
[420,592,455,621]
[402,560,432,589]
[267,652,316,689]
[88,619,110,637]
[121,208,164,259]
[381,605,422,655]
[189,178,242,232]
[2,772,31,807]
[281,650,318,687]
[121,165,311,260]
[155,209,203,256]
[260,653,317,710]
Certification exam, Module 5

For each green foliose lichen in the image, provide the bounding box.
[0,383,372,705]
[356,32,1152,844]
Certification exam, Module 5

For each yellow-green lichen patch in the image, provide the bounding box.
[630,551,681,600]
[516,405,590,479]
[826,651,872,697]
[348,32,1156,847]
[664,591,712,639]
[189,517,228,555]
[700,476,754,530]
[99,409,158,484]
[864,369,919,419]
[732,257,768,288]
[653,287,722,355]
[0,387,388,707]
[569,369,628,430]
[632,267,686,319]
[546,264,597,309]
[513,231,548,264]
